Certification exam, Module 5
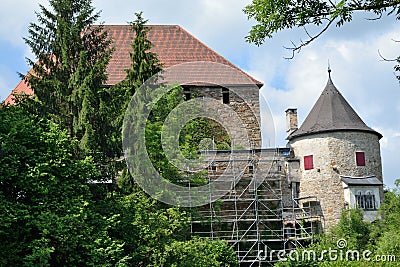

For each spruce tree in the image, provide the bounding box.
[123,12,163,97]
[117,12,163,192]
[23,0,113,149]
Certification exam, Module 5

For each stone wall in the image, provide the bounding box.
[188,86,261,148]
[289,131,383,228]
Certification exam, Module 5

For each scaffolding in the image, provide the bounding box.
[190,148,324,266]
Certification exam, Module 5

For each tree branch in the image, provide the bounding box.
[293,1,399,25]
[283,18,335,59]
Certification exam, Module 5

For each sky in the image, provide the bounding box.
[0,0,399,188]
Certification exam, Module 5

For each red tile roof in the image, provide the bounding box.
[4,79,33,105]
[105,25,262,86]
[5,24,263,105]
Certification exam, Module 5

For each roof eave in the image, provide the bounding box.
[288,128,383,141]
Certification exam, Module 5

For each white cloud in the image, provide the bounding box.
[0,0,48,46]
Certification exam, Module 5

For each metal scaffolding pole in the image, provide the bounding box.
[190,148,323,266]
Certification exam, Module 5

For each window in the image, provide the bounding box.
[248,165,254,174]
[222,88,229,104]
[184,88,191,101]
[211,165,216,172]
[293,182,300,199]
[356,191,376,210]
[356,151,365,166]
[304,155,314,170]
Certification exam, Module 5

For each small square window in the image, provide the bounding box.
[356,152,365,166]
[304,155,313,170]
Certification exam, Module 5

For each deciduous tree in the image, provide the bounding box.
[244,0,400,76]
[0,106,128,266]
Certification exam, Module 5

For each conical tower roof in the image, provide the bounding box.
[288,70,382,140]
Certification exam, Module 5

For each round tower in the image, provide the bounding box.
[287,69,383,228]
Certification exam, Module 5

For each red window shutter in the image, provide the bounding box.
[356,152,365,166]
[304,155,313,170]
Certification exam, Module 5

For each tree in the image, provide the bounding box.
[21,0,126,183]
[371,182,400,264]
[116,12,163,192]
[275,209,373,266]
[243,0,400,65]
[23,0,113,149]
[123,12,163,97]
[106,188,190,266]
[161,236,239,267]
[0,106,128,266]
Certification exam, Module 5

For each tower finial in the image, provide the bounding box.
[328,59,332,82]
[328,60,331,77]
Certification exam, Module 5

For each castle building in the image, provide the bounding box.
[5,24,384,265]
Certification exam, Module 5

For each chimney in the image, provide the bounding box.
[285,108,298,136]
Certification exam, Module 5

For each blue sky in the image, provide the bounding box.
[1,0,399,187]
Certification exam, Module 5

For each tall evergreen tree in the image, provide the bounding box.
[117,12,163,191]
[123,12,163,97]
[23,0,113,149]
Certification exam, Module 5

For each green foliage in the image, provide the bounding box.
[244,0,400,76]
[6,4,239,265]
[123,12,163,97]
[15,0,129,191]
[244,0,400,46]
[107,188,190,266]
[23,0,113,147]
[116,12,164,191]
[0,106,127,266]
[276,188,400,267]
[371,184,400,264]
[330,209,371,251]
[179,117,231,156]
[161,236,239,267]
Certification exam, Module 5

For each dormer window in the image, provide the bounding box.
[356,151,365,166]
[304,155,314,170]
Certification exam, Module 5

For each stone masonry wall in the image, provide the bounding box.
[289,131,383,229]
[188,86,261,148]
